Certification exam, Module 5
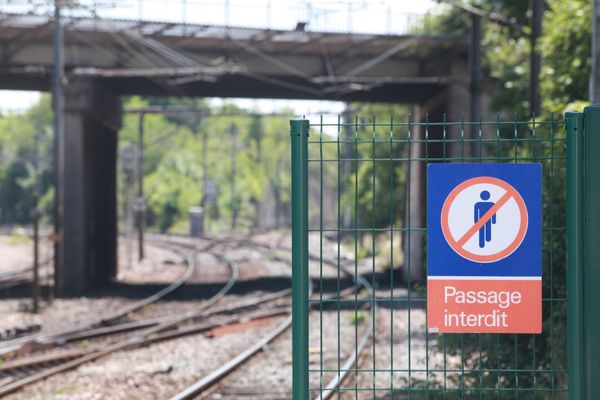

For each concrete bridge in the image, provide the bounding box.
[0,8,471,294]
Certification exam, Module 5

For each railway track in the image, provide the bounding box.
[0,237,241,397]
[0,258,52,292]
[0,268,32,283]
[3,236,290,354]
[0,233,375,398]
[0,238,204,359]
[0,306,289,391]
[168,235,375,400]
[0,256,54,342]
[0,234,310,396]
[231,235,375,400]
[0,230,54,293]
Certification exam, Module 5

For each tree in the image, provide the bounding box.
[0,95,53,225]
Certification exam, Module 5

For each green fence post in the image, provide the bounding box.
[567,106,600,399]
[566,111,584,399]
[291,119,309,400]
[582,106,600,399]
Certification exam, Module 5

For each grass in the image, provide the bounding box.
[349,311,368,326]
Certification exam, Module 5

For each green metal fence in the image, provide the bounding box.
[565,106,600,400]
[291,110,583,399]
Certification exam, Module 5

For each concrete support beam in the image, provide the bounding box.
[446,59,473,160]
[403,104,426,284]
[402,67,474,283]
[56,78,122,296]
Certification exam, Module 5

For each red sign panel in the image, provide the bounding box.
[428,278,541,333]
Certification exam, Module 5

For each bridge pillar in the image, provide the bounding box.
[402,61,472,283]
[446,59,473,159]
[56,78,121,296]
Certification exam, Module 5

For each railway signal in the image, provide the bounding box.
[204,180,218,205]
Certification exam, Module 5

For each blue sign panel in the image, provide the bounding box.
[428,163,542,278]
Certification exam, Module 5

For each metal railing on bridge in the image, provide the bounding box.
[1,0,442,36]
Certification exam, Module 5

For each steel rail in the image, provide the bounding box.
[97,237,226,325]
[23,287,292,347]
[0,267,33,280]
[313,256,373,400]
[168,236,374,400]
[169,315,293,400]
[168,257,301,400]
[0,238,241,397]
[0,256,53,291]
[238,238,376,400]
[1,282,290,362]
[0,308,289,384]
[0,238,209,355]
[1,233,371,399]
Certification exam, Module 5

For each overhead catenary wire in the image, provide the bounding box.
[66,21,188,97]
[51,4,220,97]
[62,8,326,98]
[0,3,453,99]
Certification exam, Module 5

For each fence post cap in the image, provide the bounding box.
[565,111,583,116]
[290,119,309,137]
[583,104,600,112]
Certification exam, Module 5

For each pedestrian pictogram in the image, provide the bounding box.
[440,176,528,263]
[427,164,542,334]
[475,190,496,247]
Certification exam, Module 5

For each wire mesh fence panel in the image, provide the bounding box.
[292,114,567,400]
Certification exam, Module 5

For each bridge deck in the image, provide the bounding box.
[0,11,466,102]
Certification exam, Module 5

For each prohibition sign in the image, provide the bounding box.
[440,176,528,263]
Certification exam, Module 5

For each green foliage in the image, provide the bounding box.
[0,95,53,225]
[411,1,582,393]
[349,104,410,232]
[481,0,591,116]
[412,4,469,36]
[119,97,294,233]
[540,0,591,114]
[422,0,590,117]
[0,93,295,233]
[349,310,367,326]
[8,226,30,244]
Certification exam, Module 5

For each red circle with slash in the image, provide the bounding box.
[440,176,528,263]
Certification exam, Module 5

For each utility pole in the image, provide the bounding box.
[592,0,600,103]
[274,158,281,229]
[136,112,145,261]
[230,123,238,231]
[530,0,543,116]
[202,128,209,234]
[32,192,40,313]
[253,114,262,162]
[190,114,204,234]
[52,0,64,300]
[31,129,42,313]
[469,14,482,158]
[182,0,187,35]
[121,146,135,270]
[342,107,353,233]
